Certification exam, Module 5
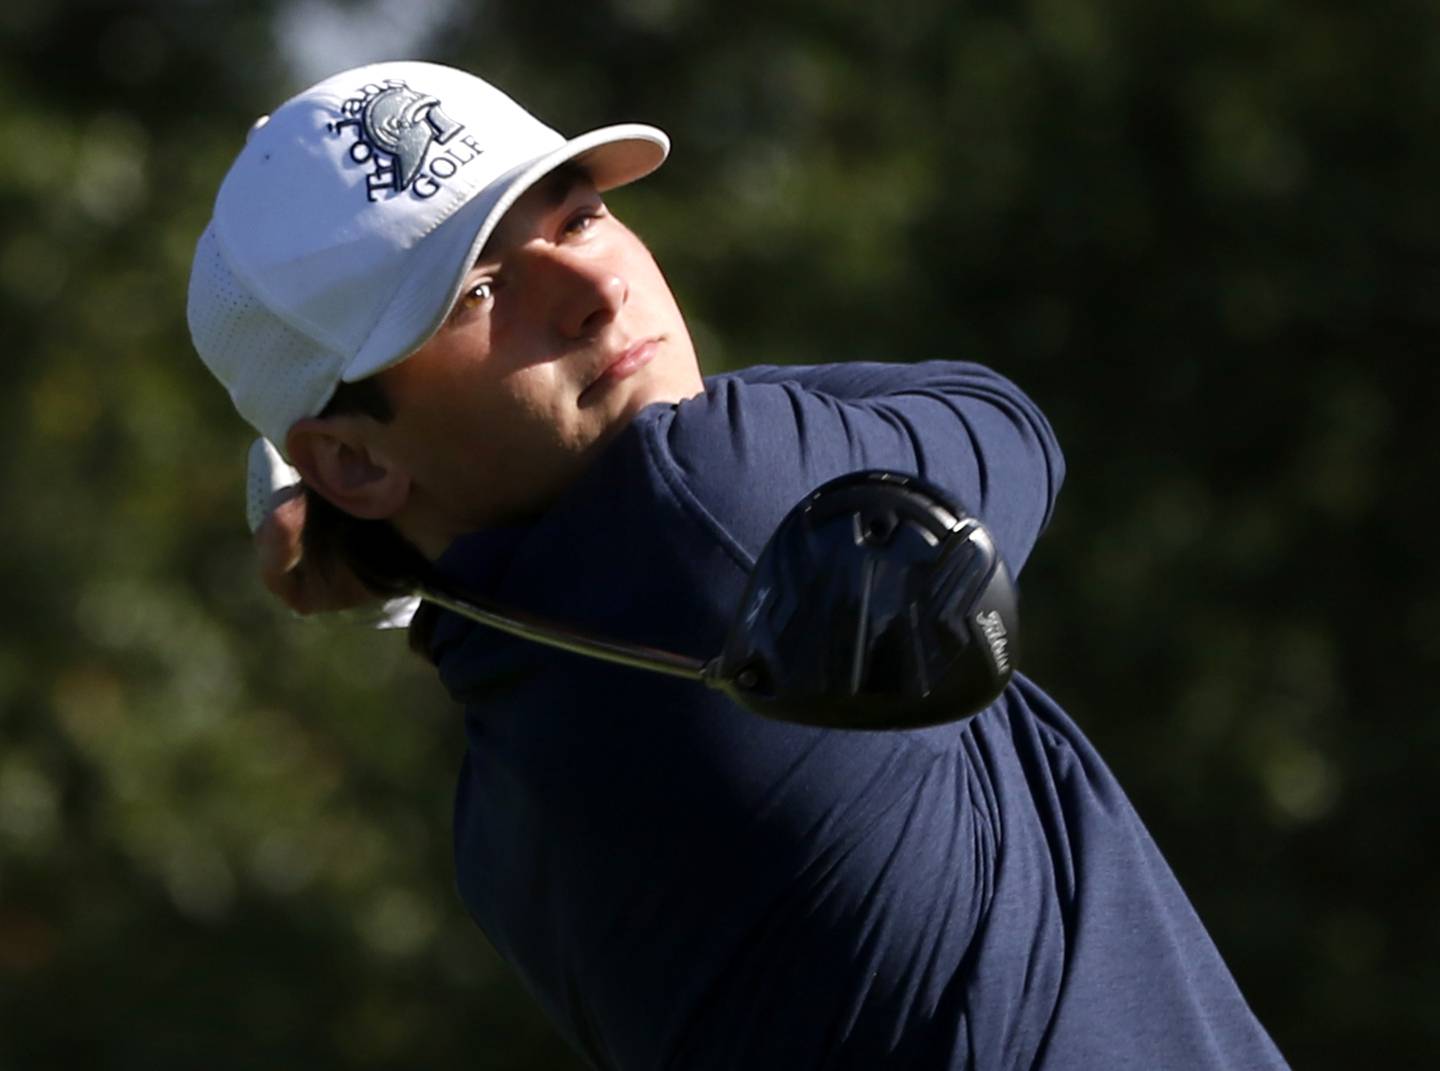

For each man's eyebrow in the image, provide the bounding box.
[532,162,592,208]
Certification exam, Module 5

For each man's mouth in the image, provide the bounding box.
[579,337,661,403]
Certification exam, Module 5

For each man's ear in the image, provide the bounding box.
[285,416,410,521]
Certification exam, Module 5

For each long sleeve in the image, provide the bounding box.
[654,360,1065,578]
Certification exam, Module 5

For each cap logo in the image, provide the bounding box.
[329,79,486,202]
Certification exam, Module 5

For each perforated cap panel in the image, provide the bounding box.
[188,224,347,451]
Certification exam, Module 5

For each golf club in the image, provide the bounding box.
[250,443,1018,729]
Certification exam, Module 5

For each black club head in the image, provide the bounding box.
[713,471,1019,730]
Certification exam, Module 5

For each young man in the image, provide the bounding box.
[190,61,1289,1069]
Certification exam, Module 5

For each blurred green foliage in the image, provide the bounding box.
[0,0,1434,1067]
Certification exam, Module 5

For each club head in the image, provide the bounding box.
[711,471,1018,730]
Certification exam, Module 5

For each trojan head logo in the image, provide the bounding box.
[330,80,485,202]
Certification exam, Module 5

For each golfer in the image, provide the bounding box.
[191,60,1289,1069]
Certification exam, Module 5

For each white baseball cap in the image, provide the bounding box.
[188,60,669,453]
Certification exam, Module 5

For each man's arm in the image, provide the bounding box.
[658,360,1065,578]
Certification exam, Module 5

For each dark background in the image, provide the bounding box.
[1,0,1434,1066]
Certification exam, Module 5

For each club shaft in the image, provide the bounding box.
[415,584,710,682]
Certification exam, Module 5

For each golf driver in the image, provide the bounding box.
[249,442,1018,730]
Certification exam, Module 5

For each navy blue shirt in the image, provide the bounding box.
[429,362,1288,1070]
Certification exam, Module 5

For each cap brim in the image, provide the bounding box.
[342,123,669,383]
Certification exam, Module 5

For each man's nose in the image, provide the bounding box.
[537,249,628,339]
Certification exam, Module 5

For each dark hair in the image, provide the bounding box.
[302,377,440,655]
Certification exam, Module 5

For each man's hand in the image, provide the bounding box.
[255,490,380,616]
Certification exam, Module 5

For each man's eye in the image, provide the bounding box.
[459,280,494,310]
[564,208,603,236]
